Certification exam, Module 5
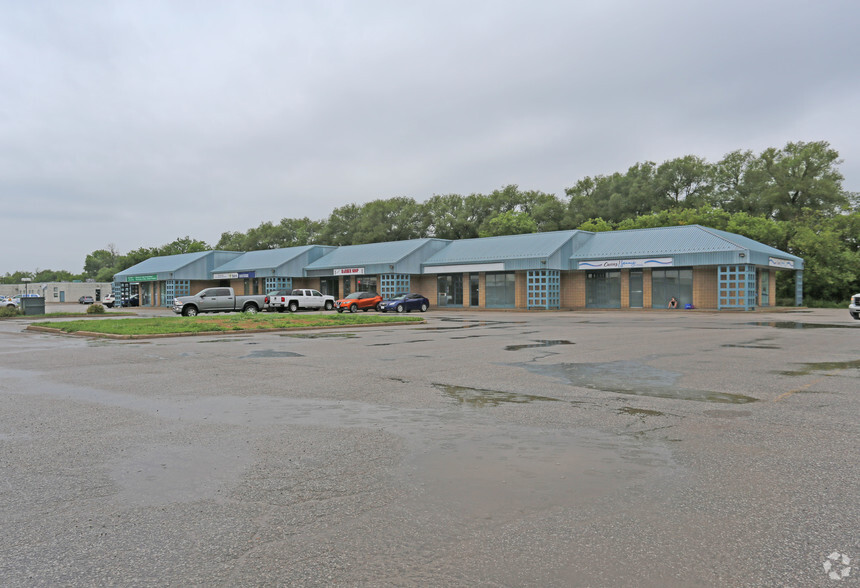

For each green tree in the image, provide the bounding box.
[352,197,425,243]
[84,247,119,279]
[156,236,210,256]
[760,141,848,220]
[478,211,538,237]
[319,203,363,245]
[655,155,712,207]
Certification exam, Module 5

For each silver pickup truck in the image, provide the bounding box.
[172,287,267,316]
[265,288,335,312]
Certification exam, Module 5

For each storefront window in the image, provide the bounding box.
[320,277,339,298]
[355,276,377,293]
[437,274,463,306]
[651,268,693,308]
[485,272,515,307]
[586,271,621,308]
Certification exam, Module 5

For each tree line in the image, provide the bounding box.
[4,140,857,303]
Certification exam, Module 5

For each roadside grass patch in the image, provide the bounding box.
[30,313,423,336]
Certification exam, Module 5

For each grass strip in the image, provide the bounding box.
[30,313,423,336]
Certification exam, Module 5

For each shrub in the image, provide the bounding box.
[0,306,21,318]
[87,303,106,314]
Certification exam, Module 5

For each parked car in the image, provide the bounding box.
[265,289,335,312]
[335,291,383,313]
[2,296,19,309]
[172,287,266,316]
[379,292,429,313]
[850,293,860,320]
[78,296,95,304]
[102,293,115,308]
[122,294,140,307]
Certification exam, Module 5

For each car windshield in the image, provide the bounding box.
[344,292,365,299]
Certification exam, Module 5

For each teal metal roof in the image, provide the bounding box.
[213,246,321,272]
[700,227,803,263]
[570,225,803,268]
[114,251,244,281]
[306,239,444,269]
[115,251,213,276]
[424,230,580,265]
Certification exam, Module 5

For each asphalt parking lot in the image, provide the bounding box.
[1,308,858,586]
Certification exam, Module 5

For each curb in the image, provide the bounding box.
[25,319,425,340]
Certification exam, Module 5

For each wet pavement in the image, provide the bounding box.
[0,308,858,586]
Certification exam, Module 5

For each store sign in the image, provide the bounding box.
[768,257,794,269]
[334,268,365,275]
[127,274,157,282]
[578,258,673,269]
[213,272,256,279]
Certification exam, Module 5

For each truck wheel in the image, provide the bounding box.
[324,300,333,310]
[183,306,198,317]
[349,304,358,313]
[243,303,258,314]
[288,301,299,312]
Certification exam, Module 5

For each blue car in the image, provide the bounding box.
[379,292,429,313]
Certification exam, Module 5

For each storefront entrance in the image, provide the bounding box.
[586,270,621,308]
[437,274,463,306]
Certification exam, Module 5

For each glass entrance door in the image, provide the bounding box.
[629,270,643,308]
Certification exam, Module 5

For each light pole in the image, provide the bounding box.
[21,277,31,297]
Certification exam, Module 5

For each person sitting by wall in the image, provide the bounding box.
[668,296,678,309]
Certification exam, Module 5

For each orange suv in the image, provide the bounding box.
[335,291,383,313]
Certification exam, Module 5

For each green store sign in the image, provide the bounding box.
[127,274,158,282]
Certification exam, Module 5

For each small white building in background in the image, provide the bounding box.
[0,282,113,303]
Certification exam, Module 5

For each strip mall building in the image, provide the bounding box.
[113,225,804,310]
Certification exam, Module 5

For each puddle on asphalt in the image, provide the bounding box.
[722,338,781,349]
[282,333,358,339]
[505,340,574,351]
[415,317,526,331]
[370,339,432,346]
[777,358,860,376]
[750,321,858,329]
[241,350,304,358]
[199,338,252,343]
[435,383,561,407]
[517,361,759,404]
[414,323,484,331]
[617,407,665,418]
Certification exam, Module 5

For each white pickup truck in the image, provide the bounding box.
[265,289,335,312]
[172,287,267,316]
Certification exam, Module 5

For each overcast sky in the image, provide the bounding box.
[2,0,858,275]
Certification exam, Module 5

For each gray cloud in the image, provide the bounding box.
[1,0,858,273]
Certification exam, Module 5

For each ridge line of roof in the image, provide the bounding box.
[694,225,748,250]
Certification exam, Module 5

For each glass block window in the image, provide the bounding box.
[265,277,292,293]
[380,274,410,298]
[795,271,803,307]
[163,280,191,306]
[527,270,560,309]
[718,265,756,310]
